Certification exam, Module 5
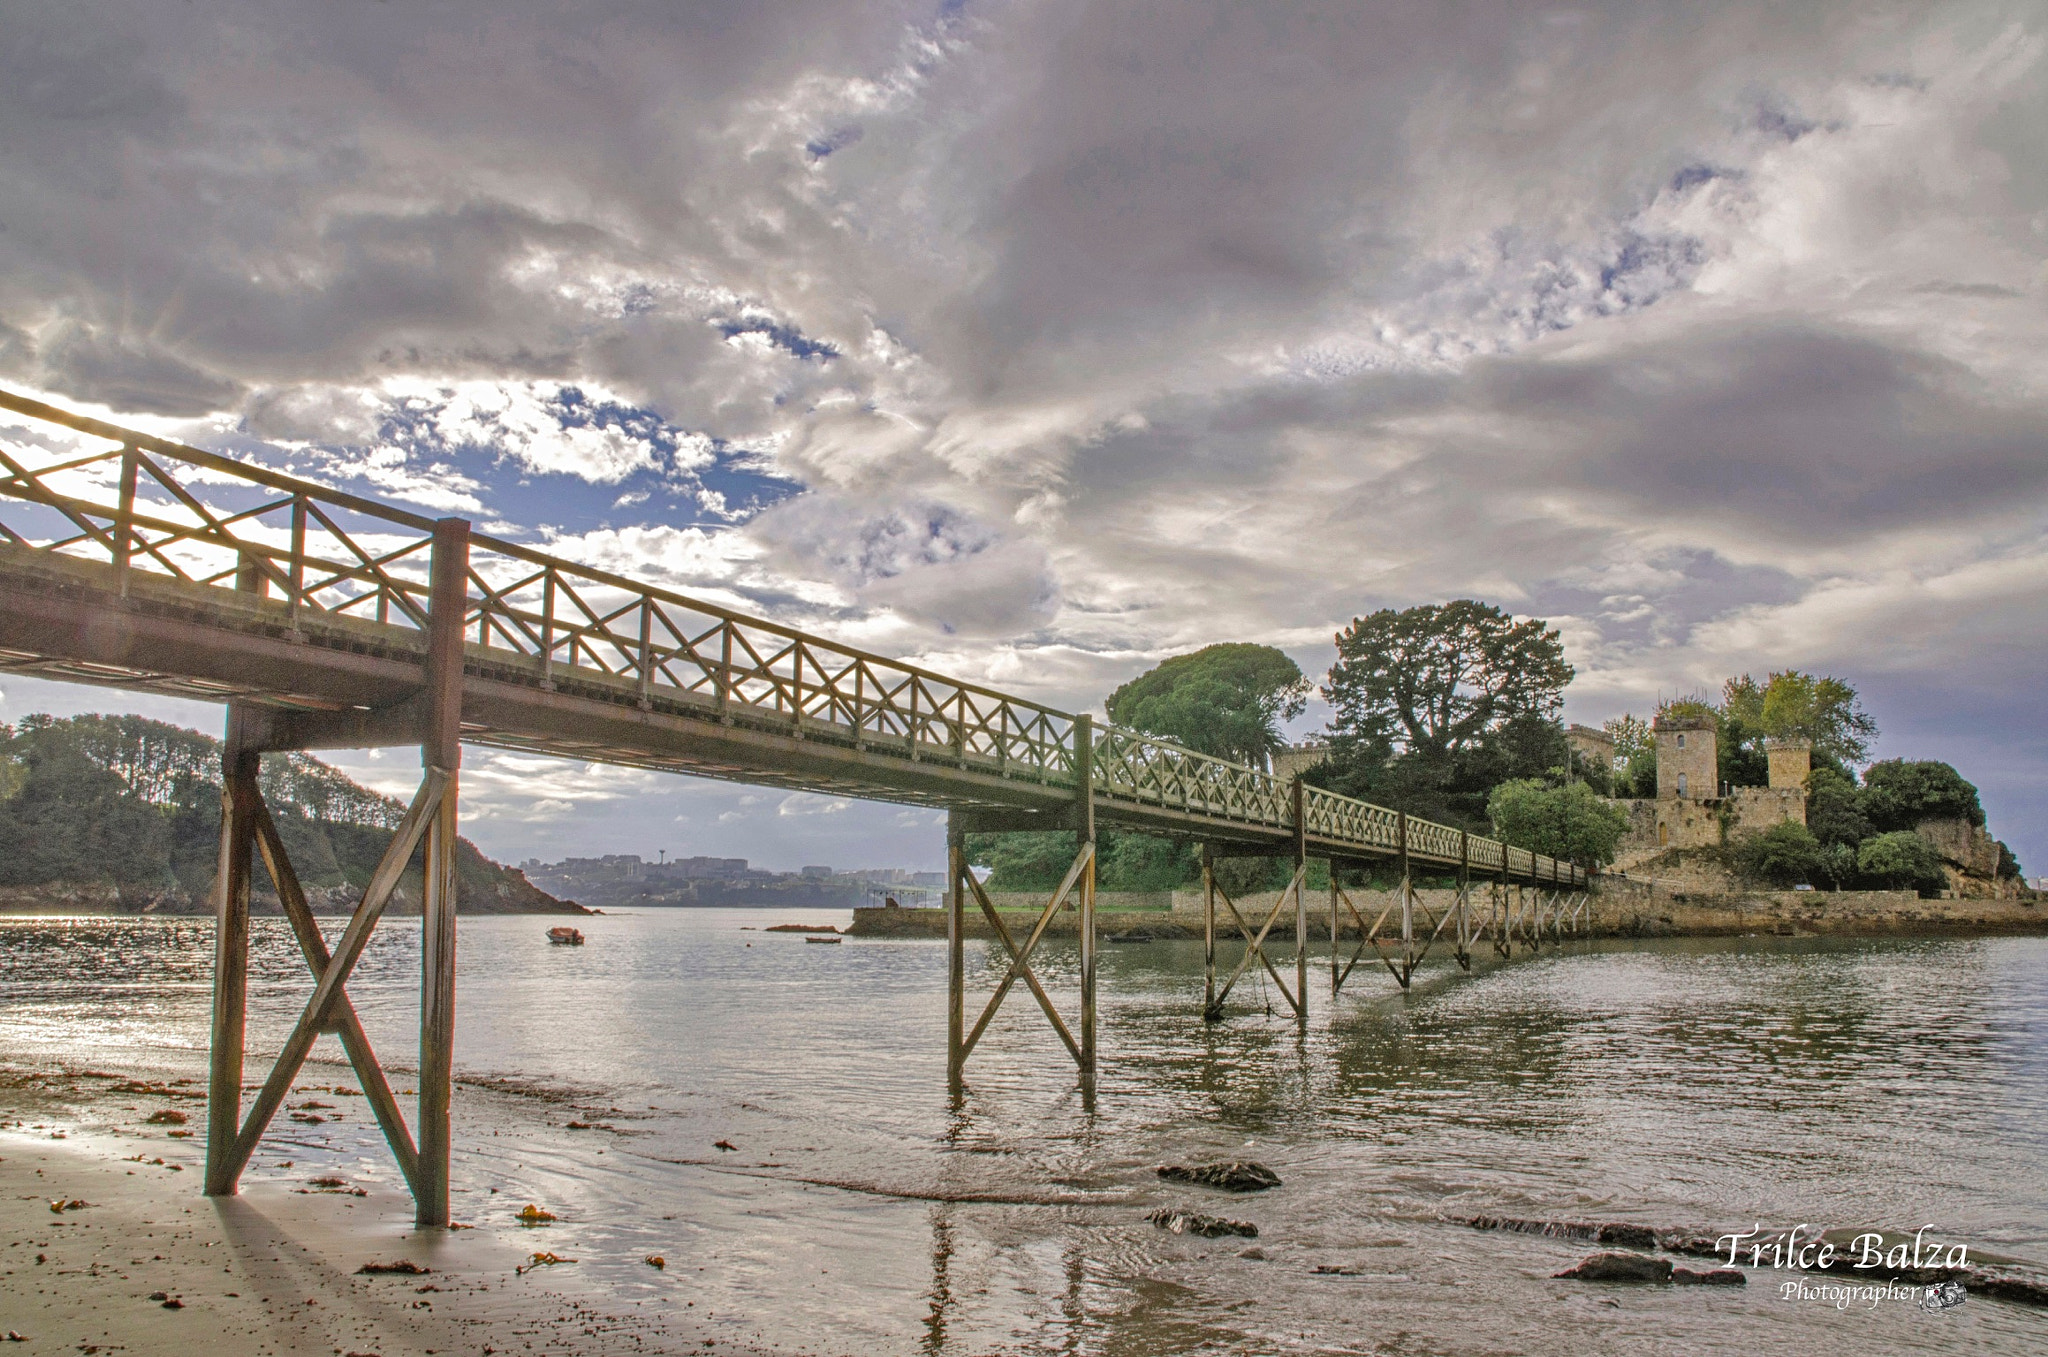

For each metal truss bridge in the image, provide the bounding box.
[0,388,1590,1224]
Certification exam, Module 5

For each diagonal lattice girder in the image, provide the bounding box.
[206,768,446,1196]
[1205,861,1308,1021]
[955,841,1094,1070]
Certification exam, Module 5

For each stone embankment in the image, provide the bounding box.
[1594,877,2041,936]
[850,881,2045,939]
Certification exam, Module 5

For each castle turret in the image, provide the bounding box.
[1653,712,1716,801]
[1766,737,1812,791]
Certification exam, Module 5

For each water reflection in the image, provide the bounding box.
[3,915,2046,1353]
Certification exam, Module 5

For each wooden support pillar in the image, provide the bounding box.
[1291,777,1307,1028]
[204,728,258,1197]
[205,554,264,1198]
[1329,857,1340,995]
[1075,714,1097,1073]
[1202,843,1216,1020]
[1456,831,1472,971]
[415,517,469,1228]
[946,813,966,1080]
[1398,812,1413,989]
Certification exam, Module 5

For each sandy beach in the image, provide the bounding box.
[1,1066,773,1357]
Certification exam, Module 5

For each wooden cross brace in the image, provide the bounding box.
[204,767,447,1197]
[1204,861,1307,1021]
[955,840,1092,1070]
[1329,881,1394,995]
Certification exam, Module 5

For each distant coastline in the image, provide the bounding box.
[0,877,590,917]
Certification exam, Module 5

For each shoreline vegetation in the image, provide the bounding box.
[848,888,2048,939]
[0,713,585,917]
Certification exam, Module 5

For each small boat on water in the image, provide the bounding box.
[804,935,842,945]
[547,926,586,946]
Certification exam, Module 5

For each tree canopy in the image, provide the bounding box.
[1856,831,1950,893]
[1858,759,1984,830]
[1324,601,1571,761]
[1312,601,1574,830]
[1731,820,1825,888]
[1721,670,1877,767]
[0,713,540,907]
[1485,780,1631,867]
[1105,642,1309,765]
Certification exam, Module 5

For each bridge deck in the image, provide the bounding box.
[0,388,1584,885]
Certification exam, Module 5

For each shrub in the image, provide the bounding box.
[1858,760,1984,831]
[1856,831,1949,895]
[1486,779,1632,867]
[1733,821,1824,888]
[1805,766,1872,848]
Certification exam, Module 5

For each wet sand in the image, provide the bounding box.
[1,1071,770,1357]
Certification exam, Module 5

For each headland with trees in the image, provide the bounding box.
[0,713,582,915]
[970,600,2029,905]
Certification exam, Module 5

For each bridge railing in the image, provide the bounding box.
[1091,724,1292,827]
[458,541,1081,781]
[0,389,1584,886]
[0,389,1082,784]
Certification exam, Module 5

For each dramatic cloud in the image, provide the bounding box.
[3,1,2044,869]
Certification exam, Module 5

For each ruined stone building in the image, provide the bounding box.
[1609,714,1807,867]
[1564,723,1615,770]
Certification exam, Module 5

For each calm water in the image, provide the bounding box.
[3,909,2046,1355]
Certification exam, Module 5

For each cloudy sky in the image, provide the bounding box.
[3,1,2045,874]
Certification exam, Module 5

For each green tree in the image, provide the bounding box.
[1761,671,1878,765]
[1804,767,1873,849]
[1858,760,1984,831]
[1856,831,1949,895]
[1603,714,1651,763]
[1105,643,1309,766]
[1721,671,1878,767]
[1604,714,1657,798]
[0,729,171,888]
[1485,779,1631,867]
[965,831,1080,892]
[1714,678,1772,788]
[1317,601,1575,829]
[1325,602,1572,761]
[1732,821,1824,887]
[1816,841,1860,891]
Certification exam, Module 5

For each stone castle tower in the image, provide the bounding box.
[1766,737,1811,791]
[1653,712,1716,800]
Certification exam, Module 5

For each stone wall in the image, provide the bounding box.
[1610,786,1805,871]
[852,878,2048,940]
[1593,876,2044,936]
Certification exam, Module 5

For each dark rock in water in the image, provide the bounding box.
[1149,1208,1258,1239]
[1659,1232,1730,1259]
[1555,1252,1674,1283]
[1108,929,1156,943]
[1672,1266,1746,1286]
[1158,1161,1282,1192]
[1466,1215,1655,1250]
[1237,1247,1268,1261]
[1311,1264,1363,1275]
[1971,1272,2048,1307]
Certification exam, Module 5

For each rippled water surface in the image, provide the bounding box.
[4,910,2046,1354]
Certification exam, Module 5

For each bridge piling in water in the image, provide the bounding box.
[1291,779,1308,1028]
